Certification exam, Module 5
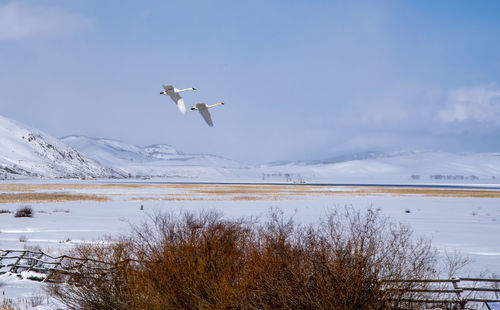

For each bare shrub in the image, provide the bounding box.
[53,208,70,213]
[0,295,47,310]
[242,208,438,309]
[14,206,33,218]
[48,237,135,309]
[130,211,254,309]
[48,208,455,309]
[0,299,19,310]
[0,209,12,214]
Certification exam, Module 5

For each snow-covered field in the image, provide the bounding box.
[0,180,499,308]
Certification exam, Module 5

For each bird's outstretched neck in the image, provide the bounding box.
[207,102,224,108]
[178,87,196,92]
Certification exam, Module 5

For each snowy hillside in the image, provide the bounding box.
[257,151,500,184]
[61,135,249,178]
[0,115,122,179]
[58,134,500,183]
[268,151,385,166]
[3,112,499,183]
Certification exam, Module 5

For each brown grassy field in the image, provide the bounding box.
[0,192,109,203]
[1,183,500,203]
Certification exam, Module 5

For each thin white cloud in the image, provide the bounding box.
[438,85,500,123]
[341,83,500,130]
[0,1,90,40]
[340,83,443,130]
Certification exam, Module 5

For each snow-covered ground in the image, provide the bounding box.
[1,114,500,307]
[0,180,499,308]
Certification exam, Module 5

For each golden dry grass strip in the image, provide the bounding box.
[1,183,500,200]
[364,187,500,198]
[231,195,288,201]
[0,193,109,203]
[129,197,209,201]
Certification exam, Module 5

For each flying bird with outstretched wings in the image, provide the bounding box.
[160,84,196,114]
[190,102,224,127]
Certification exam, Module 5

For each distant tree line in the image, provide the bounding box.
[410,175,483,180]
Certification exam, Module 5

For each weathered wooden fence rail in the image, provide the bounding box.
[1,249,500,309]
[0,249,124,282]
[381,277,500,309]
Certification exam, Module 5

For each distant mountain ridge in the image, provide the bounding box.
[61,135,248,178]
[2,113,500,183]
[258,150,500,183]
[268,151,392,166]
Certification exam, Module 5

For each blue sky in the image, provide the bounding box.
[1,0,500,163]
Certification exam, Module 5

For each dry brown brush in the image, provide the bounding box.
[48,208,450,309]
[14,205,33,218]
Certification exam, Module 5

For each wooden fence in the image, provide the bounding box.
[0,249,121,283]
[381,278,500,309]
[1,249,499,309]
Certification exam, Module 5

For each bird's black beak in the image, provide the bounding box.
[190,107,196,110]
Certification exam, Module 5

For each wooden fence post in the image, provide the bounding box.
[9,250,25,273]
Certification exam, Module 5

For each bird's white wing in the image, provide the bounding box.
[176,98,186,114]
[162,84,174,91]
[197,106,213,127]
[168,93,186,114]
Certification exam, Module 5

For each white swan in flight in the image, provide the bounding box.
[190,102,224,127]
[160,84,196,114]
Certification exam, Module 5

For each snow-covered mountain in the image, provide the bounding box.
[2,113,500,183]
[58,134,500,184]
[268,151,386,166]
[257,151,500,184]
[61,135,249,178]
[0,115,122,179]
